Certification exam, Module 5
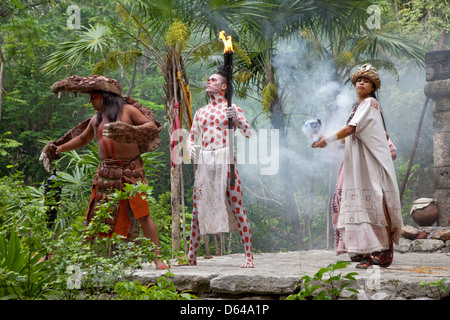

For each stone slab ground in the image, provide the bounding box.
[132,249,450,300]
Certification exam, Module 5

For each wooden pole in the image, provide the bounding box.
[224,52,235,186]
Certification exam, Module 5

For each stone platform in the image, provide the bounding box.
[132,249,450,300]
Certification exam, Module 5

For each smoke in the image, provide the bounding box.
[230,37,432,251]
[235,37,356,234]
[271,39,355,172]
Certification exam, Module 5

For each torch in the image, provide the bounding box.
[219,31,235,186]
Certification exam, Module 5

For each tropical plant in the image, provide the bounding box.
[0,230,56,300]
[114,271,198,300]
[286,261,359,300]
[40,24,114,76]
[419,278,448,300]
[0,132,22,157]
[46,182,171,299]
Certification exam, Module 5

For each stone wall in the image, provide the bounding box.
[424,50,450,226]
[397,225,450,253]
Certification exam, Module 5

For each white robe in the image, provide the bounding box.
[338,97,403,254]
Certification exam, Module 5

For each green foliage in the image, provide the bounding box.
[0,169,49,245]
[0,230,56,300]
[0,132,22,157]
[419,278,448,300]
[393,0,450,49]
[246,202,295,253]
[41,24,114,76]
[261,83,277,114]
[114,271,198,300]
[0,163,180,299]
[286,261,359,300]
[165,20,190,50]
[46,182,177,299]
[92,49,142,75]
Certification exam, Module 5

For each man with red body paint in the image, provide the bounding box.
[184,67,254,268]
[41,76,168,270]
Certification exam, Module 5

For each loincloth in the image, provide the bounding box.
[86,156,149,240]
[195,148,237,235]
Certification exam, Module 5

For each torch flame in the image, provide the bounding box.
[219,30,234,53]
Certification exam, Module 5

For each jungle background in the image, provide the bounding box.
[0,0,448,299]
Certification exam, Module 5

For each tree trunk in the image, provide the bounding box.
[0,45,5,121]
[264,59,304,248]
[270,90,304,249]
[171,164,181,251]
[163,48,182,252]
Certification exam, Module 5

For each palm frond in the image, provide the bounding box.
[40,24,114,75]
[352,31,425,68]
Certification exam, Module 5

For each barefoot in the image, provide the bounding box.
[155,259,170,270]
[240,259,254,268]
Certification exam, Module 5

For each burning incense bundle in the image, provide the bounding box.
[302,119,323,143]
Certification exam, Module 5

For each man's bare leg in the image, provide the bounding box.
[138,215,169,270]
[227,171,254,268]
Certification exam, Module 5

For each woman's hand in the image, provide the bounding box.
[312,138,327,148]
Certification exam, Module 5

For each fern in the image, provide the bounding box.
[0,132,22,157]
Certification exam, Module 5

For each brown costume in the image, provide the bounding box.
[40,75,162,240]
[88,156,149,239]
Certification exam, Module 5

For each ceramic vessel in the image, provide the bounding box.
[411,198,439,226]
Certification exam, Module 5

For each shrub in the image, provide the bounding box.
[286,261,359,300]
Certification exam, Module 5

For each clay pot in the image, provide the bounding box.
[411,198,439,226]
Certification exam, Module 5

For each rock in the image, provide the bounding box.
[416,231,428,239]
[356,290,369,300]
[440,230,450,241]
[444,241,450,253]
[371,292,391,300]
[401,225,419,240]
[412,239,445,252]
[430,229,442,239]
[395,238,412,253]
[132,250,450,300]
[210,275,301,295]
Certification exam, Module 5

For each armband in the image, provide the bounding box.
[336,128,347,140]
[324,134,338,144]
[324,127,348,143]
